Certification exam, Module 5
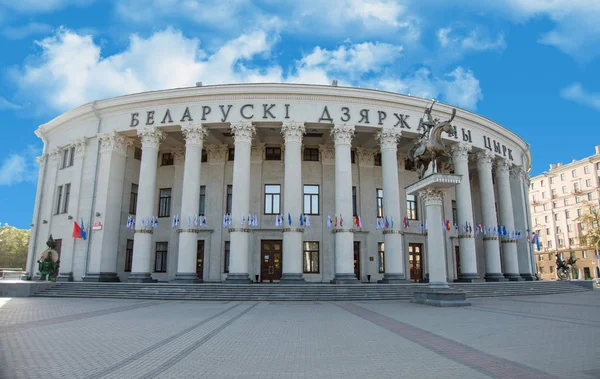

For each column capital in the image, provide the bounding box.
[251,142,266,162]
[475,150,494,169]
[137,127,166,150]
[355,147,376,166]
[230,121,256,143]
[510,165,524,181]
[377,128,401,150]
[451,142,472,161]
[99,131,134,156]
[281,121,305,144]
[419,188,445,206]
[331,124,355,146]
[73,138,87,158]
[318,144,335,164]
[494,158,511,176]
[36,155,46,166]
[181,122,208,147]
[172,148,185,165]
[49,148,61,163]
[206,144,228,163]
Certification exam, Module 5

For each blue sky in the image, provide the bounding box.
[0,0,599,229]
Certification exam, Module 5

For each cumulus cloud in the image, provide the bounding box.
[561,83,600,111]
[437,26,505,53]
[0,146,39,186]
[376,66,483,110]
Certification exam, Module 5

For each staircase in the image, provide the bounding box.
[31,281,590,301]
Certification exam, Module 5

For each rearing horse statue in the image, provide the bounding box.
[408,100,457,179]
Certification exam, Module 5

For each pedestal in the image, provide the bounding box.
[405,173,471,307]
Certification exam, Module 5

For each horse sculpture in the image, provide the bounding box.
[408,100,457,179]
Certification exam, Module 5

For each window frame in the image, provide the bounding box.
[55,185,63,215]
[158,188,172,217]
[264,184,281,215]
[376,188,384,218]
[303,241,320,274]
[228,147,235,161]
[125,239,134,272]
[352,186,358,216]
[199,185,206,216]
[154,242,168,273]
[406,194,418,220]
[374,153,382,166]
[129,183,138,215]
[378,242,385,273]
[224,241,230,273]
[265,147,281,161]
[161,152,174,166]
[62,183,71,214]
[303,148,319,162]
[303,185,319,215]
[226,185,233,214]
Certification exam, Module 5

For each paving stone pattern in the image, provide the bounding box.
[1,293,599,379]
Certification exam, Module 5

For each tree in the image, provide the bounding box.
[579,203,600,250]
[0,223,30,269]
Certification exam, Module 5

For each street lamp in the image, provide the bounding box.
[595,238,600,280]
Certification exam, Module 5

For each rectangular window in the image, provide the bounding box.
[551,189,556,196]
[374,153,382,166]
[550,266,554,273]
[451,200,458,225]
[351,150,356,164]
[564,199,569,206]
[557,226,562,233]
[62,148,69,169]
[562,185,567,194]
[584,166,590,174]
[548,253,552,260]
[550,177,555,184]
[576,196,582,203]
[352,186,357,216]
[567,224,573,232]
[161,153,174,166]
[378,242,385,273]
[228,147,235,161]
[55,185,63,214]
[303,148,319,162]
[265,147,281,160]
[201,149,208,162]
[303,241,319,273]
[560,173,565,181]
[566,211,570,219]
[129,184,138,214]
[158,188,172,217]
[574,183,580,192]
[134,147,142,160]
[540,179,544,187]
[154,242,168,272]
[224,241,230,273]
[199,186,206,216]
[546,228,550,235]
[570,251,576,259]
[540,266,545,274]
[62,183,71,214]
[553,201,558,208]
[555,213,560,221]
[376,188,384,218]
[583,250,588,258]
[303,185,319,215]
[577,208,582,217]
[547,240,552,248]
[569,238,575,245]
[538,255,543,261]
[586,179,592,187]
[588,193,593,201]
[558,239,564,247]
[125,239,134,272]
[542,192,546,199]
[226,185,233,214]
[572,169,576,178]
[407,194,418,220]
[545,215,549,223]
[68,146,75,167]
[264,185,281,215]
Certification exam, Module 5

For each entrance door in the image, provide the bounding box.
[354,241,360,280]
[196,240,204,280]
[455,246,461,278]
[261,240,282,283]
[408,243,423,282]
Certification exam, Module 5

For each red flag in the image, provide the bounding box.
[72,221,83,239]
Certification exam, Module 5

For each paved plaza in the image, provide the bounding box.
[1,291,599,379]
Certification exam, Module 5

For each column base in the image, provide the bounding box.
[173,273,202,284]
[330,273,359,284]
[505,273,523,281]
[484,273,508,282]
[19,273,31,281]
[378,273,410,284]
[83,272,121,282]
[224,273,252,284]
[56,272,74,282]
[279,273,306,284]
[127,272,157,283]
[454,273,483,283]
[411,288,471,307]
[519,273,535,281]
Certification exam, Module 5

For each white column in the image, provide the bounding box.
[495,158,521,280]
[174,123,208,283]
[420,188,449,288]
[330,124,358,284]
[86,132,132,282]
[128,127,165,282]
[57,138,87,281]
[24,154,48,280]
[451,142,480,281]
[281,121,306,283]
[377,129,408,283]
[511,166,535,280]
[224,121,255,283]
[476,150,505,281]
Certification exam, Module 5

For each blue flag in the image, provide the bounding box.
[288,213,292,226]
[80,218,87,240]
[299,214,303,226]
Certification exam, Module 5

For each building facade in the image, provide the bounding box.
[529,146,600,280]
[24,83,535,284]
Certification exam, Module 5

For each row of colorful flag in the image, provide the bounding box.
[274,213,312,227]
[172,215,208,228]
[222,214,260,227]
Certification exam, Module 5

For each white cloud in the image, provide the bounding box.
[0,0,92,13]
[437,26,505,53]
[561,82,600,111]
[2,22,53,39]
[0,146,39,186]
[0,97,22,110]
[376,66,483,110]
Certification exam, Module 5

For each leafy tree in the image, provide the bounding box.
[579,203,600,250]
[0,223,30,269]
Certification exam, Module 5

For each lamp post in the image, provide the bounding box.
[595,238,600,280]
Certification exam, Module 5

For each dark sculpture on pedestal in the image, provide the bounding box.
[408,100,457,179]
[555,254,577,280]
[37,235,60,281]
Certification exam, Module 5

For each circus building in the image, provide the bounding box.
[23,83,535,285]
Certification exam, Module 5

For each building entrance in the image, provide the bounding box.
[261,240,282,283]
[354,241,360,281]
[196,240,204,280]
[409,243,423,282]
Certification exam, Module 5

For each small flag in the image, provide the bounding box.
[72,220,84,239]
[385,217,389,228]
[425,219,428,230]
[358,216,362,228]
[391,216,394,229]
[306,215,310,227]
[300,214,304,226]
[327,215,332,228]
[376,218,381,229]
[80,218,87,240]
[340,214,343,227]
[334,215,338,227]
[288,213,292,226]
[419,220,423,232]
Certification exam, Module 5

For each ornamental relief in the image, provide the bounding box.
[355,147,376,166]
[475,150,494,168]
[206,144,228,162]
[72,138,87,158]
[377,129,401,150]
[181,122,208,146]
[172,148,185,165]
[419,188,445,206]
[451,142,471,161]
[494,158,511,176]
[230,121,256,143]
[99,131,134,156]
[137,127,166,150]
[331,124,355,145]
[281,121,305,144]
[509,165,523,181]
[251,143,266,161]
[318,144,335,164]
